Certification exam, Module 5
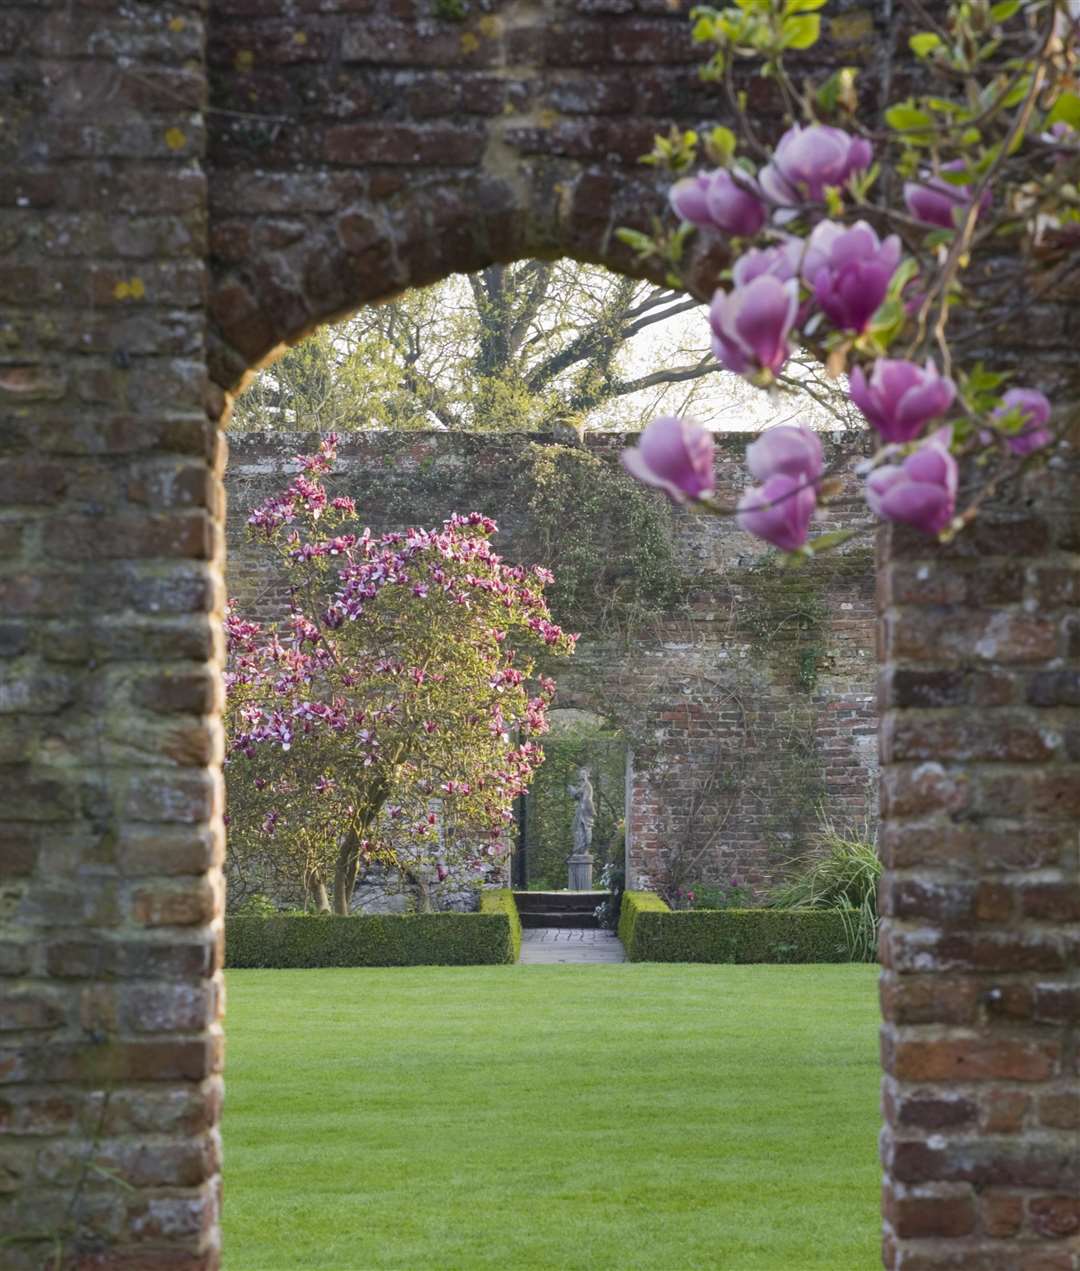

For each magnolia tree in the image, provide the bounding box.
[225,435,576,914]
[621,0,1077,548]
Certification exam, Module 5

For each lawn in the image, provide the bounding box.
[223,964,880,1270]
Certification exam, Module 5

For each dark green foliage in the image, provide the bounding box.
[510,444,686,637]
[522,729,625,888]
[594,857,626,930]
[227,892,520,968]
[618,891,869,963]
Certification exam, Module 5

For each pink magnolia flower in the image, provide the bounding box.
[709,276,799,377]
[745,423,824,484]
[903,162,992,230]
[621,415,715,502]
[865,430,958,536]
[669,169,766,237]
[732,239,804,288]
[758,124,873,212]
[994,388,1054,455]
[736,474,817,552]
[849,358,956,444]
[801,220,901,334]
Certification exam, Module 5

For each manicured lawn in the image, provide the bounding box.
[223,964,880,1269]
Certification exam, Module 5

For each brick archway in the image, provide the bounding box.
[4,1,1078,1267]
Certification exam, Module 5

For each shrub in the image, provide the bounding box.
[766,819,881,963]
[479,888,521,963]
[618,892,868,963]
[227,891,520,968]
[617,890,669,951]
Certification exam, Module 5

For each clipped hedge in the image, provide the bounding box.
[618,891,868,964]
[479,887,521,963]
[227,889,520,968]
[618,890,670,952]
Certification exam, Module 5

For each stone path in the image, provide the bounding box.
[519,927,626,964]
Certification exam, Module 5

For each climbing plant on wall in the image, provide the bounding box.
[508,442,689,640]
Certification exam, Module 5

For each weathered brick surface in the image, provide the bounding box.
[4,0,1079,1266]
[879,462,1080,1269]
[3,2,225,1266]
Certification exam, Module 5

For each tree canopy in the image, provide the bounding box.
[232,260,759,434]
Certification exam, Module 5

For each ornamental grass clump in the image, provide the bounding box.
[766,818,881,963]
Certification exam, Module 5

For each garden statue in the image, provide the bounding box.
[567,767,596,889]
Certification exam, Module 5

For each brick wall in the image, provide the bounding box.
[3,2,226,1267]
[878,465,1080,1269]
[3,0,1078,1265]
[224,429,878,893]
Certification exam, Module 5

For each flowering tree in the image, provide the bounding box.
[620,0,1076,550]
[225,435,576,914]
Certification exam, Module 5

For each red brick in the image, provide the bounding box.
[1028,1195,1080,1239]
[980,1088,1030,1134]
[1038,1091,1080,1129]
[131,880,217,927]
[886,1187,976,1239]
[891,1038,1059,1082]
[981,1190,1024,1238]
[0,992,67,1033]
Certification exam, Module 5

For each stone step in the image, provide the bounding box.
[513,890,606,914]
[519,910,598,929]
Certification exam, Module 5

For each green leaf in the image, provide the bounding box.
[885,102,935,141]
[781,14,820,49]
[1000,74,1032,109]
[816,66,859,115]
[909,32,941,57]
[806,529,859,555]
[784,0,827,11]
[706,125,737,165]
[990,0,1021,22]
[614,228,656,256]
[1046,91,1080,130]
[939,163,974,185]
[691,15,716,43]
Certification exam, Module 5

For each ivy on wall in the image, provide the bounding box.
[508,443,688,639]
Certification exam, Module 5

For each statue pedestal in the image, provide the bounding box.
[567,851,594,891]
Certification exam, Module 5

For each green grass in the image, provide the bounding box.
[223,965,880,1270]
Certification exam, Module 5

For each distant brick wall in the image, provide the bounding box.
[225,430,878,891]
[4,0,1078,1266]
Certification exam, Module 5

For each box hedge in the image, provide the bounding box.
[227,889,520,968]
[618,891,868,964]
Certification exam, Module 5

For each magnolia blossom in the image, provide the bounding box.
[736,474,816,552]
[758,124,873,212]
[745,423,823,485]
[620,415,716,502]
[669,168,766,237]
[709,275,799,377]
[732,238,803,287]
[849,358,956,444]
[994,388,1054,455]
[865,430,958,536]
[903,162,992,230]
[801,220,901,334]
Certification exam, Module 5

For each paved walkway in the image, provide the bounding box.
[519,927,626,964]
